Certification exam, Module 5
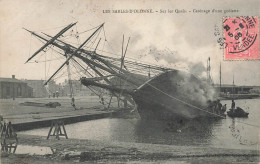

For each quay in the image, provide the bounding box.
[0,97,121,131]
[6,109,118,131]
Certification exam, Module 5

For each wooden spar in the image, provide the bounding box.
[26,24,141,88]
[24,22,77,63]
[94,38,102,52]
[95,52,129,74]
[25,28,136,86]
[36,30,130,75]
[94,54,170,71]
[84,60,113,84]
[76,54,139,86]
[83,60,135,105]
[122,37,130,70]
[24,30,88,75]
[26,29,169,74]
[44,23,104,85]
[123,37,130,63]
[43,31,158,76]
[25,24,139,105]
[120,35,124,72]
[84,75,114,81]
[77,55,138,89]
[119,35,125,98]
[43,33,120,76]
[23,28,72,53]
[219,62,221,94]
[232,74,234,95]
[66,52,74,98]
[81,77,133,95]
[120,37,130,95]
[42,32,75,49]
[25,25,136,107]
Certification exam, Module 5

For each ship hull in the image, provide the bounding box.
[132,70,223,121]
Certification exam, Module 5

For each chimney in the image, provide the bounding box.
[12,75,15,79]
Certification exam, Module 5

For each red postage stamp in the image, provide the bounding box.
[223,16,259,60]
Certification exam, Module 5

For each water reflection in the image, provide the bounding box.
[133,119,220,146]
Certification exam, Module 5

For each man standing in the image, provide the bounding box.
[222,104,227,113]
[216,99,222,114]
[230,99,236,114]
[231,99,235,109]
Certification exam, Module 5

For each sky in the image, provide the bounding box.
[0,0,259,85]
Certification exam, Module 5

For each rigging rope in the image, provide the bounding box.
[78,24,100,35]
[33,24,68,32]
[28,34,32,58]
[47,48,53,78]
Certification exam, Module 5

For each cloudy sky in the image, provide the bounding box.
[0,0,259,85]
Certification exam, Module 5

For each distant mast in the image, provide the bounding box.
[219,62,222,94]
[207,57,212,84]
[232,74,235,96]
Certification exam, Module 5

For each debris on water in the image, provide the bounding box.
[19,102,61,108]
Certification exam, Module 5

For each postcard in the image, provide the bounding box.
[0,0,259,163]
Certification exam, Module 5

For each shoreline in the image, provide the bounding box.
[1,134,259,163]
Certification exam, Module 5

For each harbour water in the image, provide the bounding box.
[19,99,260,150]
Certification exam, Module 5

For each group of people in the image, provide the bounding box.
[207,99,229,115]
[207,99,237,115]
[48,91,60,98]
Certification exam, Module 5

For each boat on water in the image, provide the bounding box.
[25,22,225,121]
[227,107,249,118]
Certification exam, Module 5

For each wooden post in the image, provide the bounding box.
[0,121,18,153]
[61,121,68,139]
[46,122,54,139]
[117,97,120,108]
[107,95,113,109]
[47,120,68,140]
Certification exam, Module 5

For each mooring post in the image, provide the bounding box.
[47,120,68,140]
[107,95,113,109]
[0,121,18,153]
[61,121,68,139]
[47,121,54,139]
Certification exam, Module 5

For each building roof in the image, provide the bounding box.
[0,77,26,83]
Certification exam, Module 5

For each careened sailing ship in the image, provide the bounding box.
[24,22,225,122]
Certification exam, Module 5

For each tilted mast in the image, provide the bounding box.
[24,23,138,106]
[24,24,141,88]
[24,22,77,63]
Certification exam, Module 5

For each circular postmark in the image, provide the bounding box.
[223,16,258,54]
[214,24,227,49]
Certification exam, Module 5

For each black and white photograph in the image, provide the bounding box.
[0,0,259,163]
